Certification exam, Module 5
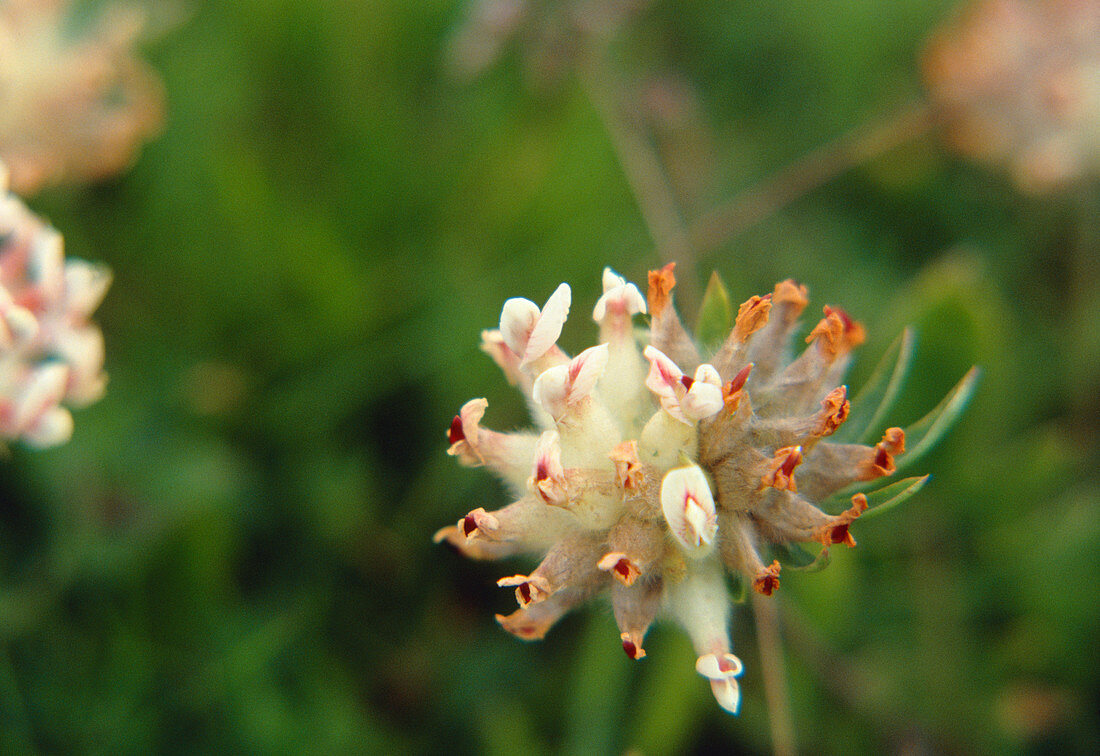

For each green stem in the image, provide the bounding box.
[752,593,796,756]
[580,54,700,308]
[690,99,939,253]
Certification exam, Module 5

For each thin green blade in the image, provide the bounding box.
[895,366,980,475]
[856,474,931,521]
[833,327,916,444]
[772,541,831,572]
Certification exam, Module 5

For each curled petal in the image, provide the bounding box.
[532,344,608,420]
[609,440,644,491]
[806,306,866,359]
[499,283,571,366]
[760,445,803,492]
[592,267,646,322]
[866,427,906,477]
[530,430,568,504]
[524,283,571,365]
[644,348,722,423]
[696,652,744,680]
[597,551,641,586]
[646,263,676,316]
[660,465,718,554]
[497,573,553,607]
[480,329,525,387]
[500,297,541,357]
[459,507,500,539]
[643,345,684,403]
[698,652,746,712]
[710,677,743,716]
[621,632,646,660]
[751,560,782,596]
[733,294,772,342]
[815,493,869,548]
[681,364,724,421]
[446,398,488,455]
[816,386,850,437]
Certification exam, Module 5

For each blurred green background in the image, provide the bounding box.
[2,0,1099,753]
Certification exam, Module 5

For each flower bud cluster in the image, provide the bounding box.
[923,0,1100,192]
[0,163,110,447]
[437,265,906,714]
[0,0,164,194]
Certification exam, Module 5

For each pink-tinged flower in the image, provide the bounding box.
[923,0,1100,192]
[0,161,110,447]
[437,265,962,714]
[0,0,165,194]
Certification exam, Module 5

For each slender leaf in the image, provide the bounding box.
[833,327,916,444]
[694,271,732,349]
[772,541,831,572]
[895,366,981,475]
[854,474,930,521]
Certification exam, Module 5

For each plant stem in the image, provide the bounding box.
[580,55,700,307]
[689,99,939,253]
[753,593,796,756]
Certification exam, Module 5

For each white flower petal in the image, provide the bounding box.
[681,381,724,421]
[592,267,646,322]
[22,406,73,448]
[500,297,541,357]
[532,364,569,420]
[710,677,742,715]
[643,345,683,402]
[531,430,567,504]
[63,260,112,316]
[522,283,570,364]
[532,345,607,421]
[660,465,717,553]
[695,652,744,680]
[693,364,722,387]
[566,344,608,400]
[459,397,488,441]
[601,266,624,292]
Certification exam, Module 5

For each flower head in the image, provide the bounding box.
[923,0,1100,192]
[0,0,164,194]
[0,161,110,446]
[436,265,928,714]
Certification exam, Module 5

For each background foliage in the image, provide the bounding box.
[2,0,1098,753]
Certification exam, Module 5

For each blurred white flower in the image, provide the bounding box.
[923,0,1100,192]
[0,161,110,447]
[0,0,164,194]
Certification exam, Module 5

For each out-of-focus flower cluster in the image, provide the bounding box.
[0,162,110,447]
[0,0,164,195]
[923,0,1100,192]
[437,265,936,714]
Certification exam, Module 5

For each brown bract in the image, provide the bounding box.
[646,262,677,316]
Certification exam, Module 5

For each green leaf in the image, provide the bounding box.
[833,327,916,444]
[771,541,831,572]
[854,474,930,521]
[694,271,732,349]
[895,366,980,475]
